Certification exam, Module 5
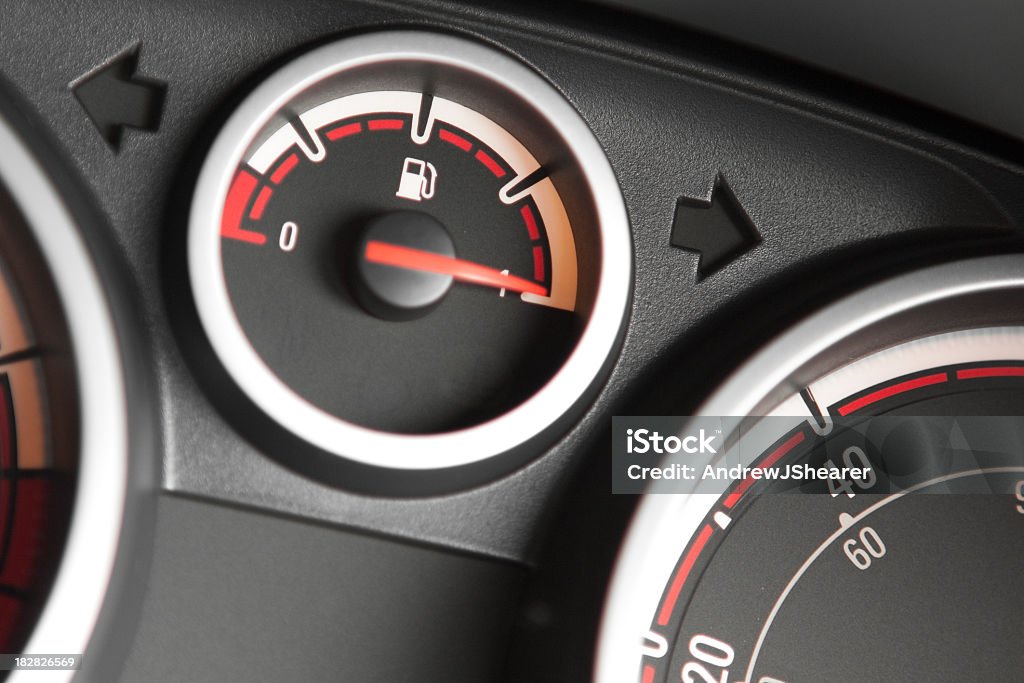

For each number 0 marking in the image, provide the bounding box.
[279,221,298,252]
[641,630,668,659]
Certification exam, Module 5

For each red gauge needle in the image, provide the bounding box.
[364,240,549,297]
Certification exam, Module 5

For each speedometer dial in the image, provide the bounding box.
[598,256,1024,683]
[189,31,630,477]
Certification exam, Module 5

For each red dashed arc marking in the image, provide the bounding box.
[957,366,1024,380]
[222,117,547,288]
[723,431,806,509]
[532,247,545,283]
[326,122,362,140]
[837,372,948,416]
[221,120,369,243]
[248,186,273,221]
[439,128,472,151]
[367,118,404,131]
[270,153,299,184]
[474,149,506,178]
[656,524,714,627]
[654,430,807,628]
[220,170,266,245]
[437,129,544,273]
[520,205,540,241]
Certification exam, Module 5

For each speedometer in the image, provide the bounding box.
[598,255,1024,683]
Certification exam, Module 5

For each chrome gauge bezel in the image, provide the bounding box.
[595,255,1024,683]
[189,31,631,471]
[0,114,130,681]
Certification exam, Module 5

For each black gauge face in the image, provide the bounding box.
[222,104,576,433]
[190,32,631,473]
[597,259,1024,683]
[644,362,1024,683]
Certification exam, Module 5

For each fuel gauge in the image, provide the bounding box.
[189,31,630,476]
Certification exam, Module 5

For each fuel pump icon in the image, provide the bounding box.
[395,157,437,201]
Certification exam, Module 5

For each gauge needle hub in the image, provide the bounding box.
[364,240,548,297]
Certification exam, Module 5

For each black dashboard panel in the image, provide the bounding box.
[117,496,524,681]
[601,0,1024,143]
[0,0,1021,681]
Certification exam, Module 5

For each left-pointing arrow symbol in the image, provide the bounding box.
[71,45,166,151]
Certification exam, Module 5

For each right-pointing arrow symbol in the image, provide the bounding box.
[71,45,166,151]
[670,174,760,280]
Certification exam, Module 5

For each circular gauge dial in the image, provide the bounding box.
[190,32,630,472]
[0,220,74,656]
[597,257,1024,683]
[0,104,138,681]
[0,105,133,683]
[221,91,578,432]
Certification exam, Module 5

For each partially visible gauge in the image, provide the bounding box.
[597,256,1024,683]
[0,182,75,663]
[0,105,131,681]
[189,31,630,476]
